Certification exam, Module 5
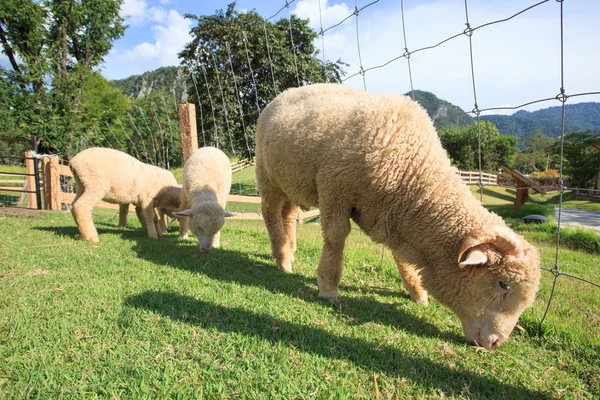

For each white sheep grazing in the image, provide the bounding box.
[70,147,178,242]
[118,184,183,236]
[255,83,541,349]
[174,147,233,252]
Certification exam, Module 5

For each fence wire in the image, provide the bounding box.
[182,0,600,335]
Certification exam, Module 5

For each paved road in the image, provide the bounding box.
[554,208,600,232]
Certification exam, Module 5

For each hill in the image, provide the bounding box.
[408,90,474,130]
[111,66,186,100]
[109,66,600,143]
[480,102,600,141]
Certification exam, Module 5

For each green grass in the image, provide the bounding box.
[0,209,599,398]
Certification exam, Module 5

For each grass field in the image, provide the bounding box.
[0,203,599,398]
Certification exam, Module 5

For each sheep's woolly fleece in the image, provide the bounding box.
[255,83,540,349]
[69,147,177,241]
[178,147,232,252]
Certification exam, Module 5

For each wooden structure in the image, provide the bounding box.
[501,166,547,210]
[39,155,320,223]
[179,103,198,164]
[457,170,498,186]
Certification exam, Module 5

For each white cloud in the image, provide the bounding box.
[121,0,167,26]
[293,0,352,30]
[119,10,191,67]
[293,0,600,113]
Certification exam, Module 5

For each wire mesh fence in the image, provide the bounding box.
[180,0,600,333]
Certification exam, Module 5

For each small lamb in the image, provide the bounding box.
[70,147,178,242]
[255,84,541,349]
[118,185,183,236]
[174,147,233,252]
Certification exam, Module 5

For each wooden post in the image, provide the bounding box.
[515,181,528,211]
[179,103,198,164]
[43,157,61,211]
[24,150,36,209]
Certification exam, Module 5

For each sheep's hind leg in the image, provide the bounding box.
[135,205,147,229]
[71,188,101,242]
[118,204,129,228]
[281,200,299,262]
[316,205,351,302]
[261,192,293,272]
[394,256,428,306]
[140,202,158,239]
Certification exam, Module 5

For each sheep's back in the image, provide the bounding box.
[183,147,232,207]
[256,84,452,209]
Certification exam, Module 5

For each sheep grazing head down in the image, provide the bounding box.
[429,225,541,349]
[174,204,234,253]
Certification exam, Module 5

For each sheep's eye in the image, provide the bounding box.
[498,281,512,291]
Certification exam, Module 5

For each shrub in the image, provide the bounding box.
[560,227,600,254]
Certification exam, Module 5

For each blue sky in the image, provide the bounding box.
[3,1,600,114]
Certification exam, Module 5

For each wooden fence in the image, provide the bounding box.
[38,152,502,223]
[39,156,319,223]
[457,170,498,185]
[231,159,254,173]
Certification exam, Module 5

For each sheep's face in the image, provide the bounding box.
[190,212,225,252]
[427,226,541,349]
[182,203,225,253]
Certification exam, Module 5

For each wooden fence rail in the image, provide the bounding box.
[457,170,498,185]
[39,152,501,223]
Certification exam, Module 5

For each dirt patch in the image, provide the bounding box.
[0,207,49,218]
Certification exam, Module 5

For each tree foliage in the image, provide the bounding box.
[439,121,518,172]
[0,0,125,156]
[554,132,600,189]
[514,129,558,173]
[179,2,347,159]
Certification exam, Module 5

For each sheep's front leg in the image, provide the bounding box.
[316,207,351,302]
[179,217,189,240]
[157,210,168,236]
[71,190,101,242]
[394,258,429,306]
[141,202,158,239]
[261,193,293,273]
[135,205,147,230]
[212,231,221,249]
[118,204,129,228]
[281,200,299,261]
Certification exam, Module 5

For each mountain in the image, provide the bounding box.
[407,90,474,130]
[109,66,600,143]
[111,66,187,100]
[480,102,600,142]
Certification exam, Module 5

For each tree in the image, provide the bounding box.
[179,1,346,158]
[514,129,557,173]
[0,0,126,156]
[554,132,600,189]
[439,121,518,172]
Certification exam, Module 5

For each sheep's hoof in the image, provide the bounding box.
[179,234,189,241]
[318,289,339,303]
[279,263,293,273]
[413,292,429,307]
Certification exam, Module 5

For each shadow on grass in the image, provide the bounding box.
[480,187,516,203]
[128,234,463,343]
[33,224,151,241]
[124,290,551,399]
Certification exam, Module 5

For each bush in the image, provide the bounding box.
[529,169,569,188]
[560,227,600,254]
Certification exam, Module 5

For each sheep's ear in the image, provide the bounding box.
[173,209,194,218]
[458,226,525,266]
[224,211,237,217]
[459,248,488,267]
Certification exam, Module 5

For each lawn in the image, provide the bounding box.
[0,206,599,398]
